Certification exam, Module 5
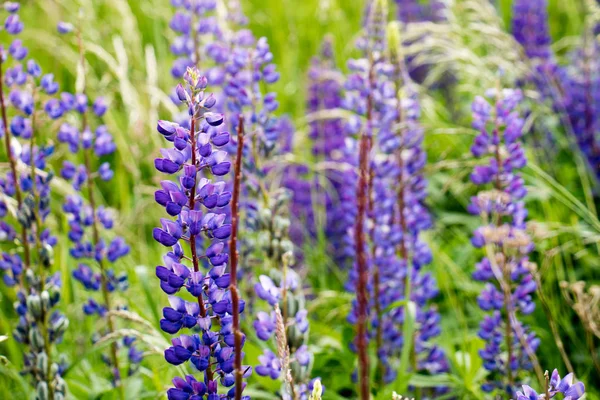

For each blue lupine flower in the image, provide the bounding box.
[514,369,585,400]
[469,88,540,396]
[55,23,139,382]
[0,4,69,398]
[154,68,249,399]
[344,5,448,393]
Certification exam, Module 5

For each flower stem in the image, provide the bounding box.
[188,108,208,317]
[29,90,55,400]
[355,62,373,400]
[77,28,123,399]
[186,98,213,383]
[492,92,514,393]
[81,119,124,398]
[229,115,245,400]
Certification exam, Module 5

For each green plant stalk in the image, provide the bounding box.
[391,42,420,400]
[29,89,55,399]
[534,275,574,374]
[77,26,124,400]
[82,134,124,399]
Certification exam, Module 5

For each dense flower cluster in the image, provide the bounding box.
[55,24,139,383]
[0,3,68,399]
[291,38,356,267]
[511,0,553,61]
[2,1,600,399]
[344,2,447,394]
[561,38,600,180]
[342,0,386,393]
[154,67,250,400]
[469,88,540,396]
[168,0,221,80]
[513,370,584,400]
[254,269,319,398]
[376,43,447,385]
[512,0,600,179]
[252,201,320,398]
[219,30,281,179]
[167,4,314,399]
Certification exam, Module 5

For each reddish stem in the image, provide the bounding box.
[355,64,374,400]
[229,116,245,400]
[493,104,514,392]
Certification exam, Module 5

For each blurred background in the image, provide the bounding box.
[0,0,599,398]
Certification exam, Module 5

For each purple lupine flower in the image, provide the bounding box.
[342,0,391,395]
[513,369,585,400]
[469,88,541,396]
[282,38,355,267]
[394,0,426,23]
[168,0,221,81]
[512,0,552,61]
[344,5,448,393]
[57,21,74,34]
[0,4,69,398]
[559,37,600,180]
[510,0,600,181]
[56,22,140,382]
[167,3,317,397]
[154,67,250,400]
[212,12,322,396]
[252,265,319,398]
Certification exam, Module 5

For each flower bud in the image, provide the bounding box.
[259,208,272,224]
[41,244,54,268]
[51,314,69,336]
[309,379,323,400]
[55,375,66,394]
[51,362,59,376]
[270,239,280,253]
[175,83,187,102]
[36,351,48,378]
[36,381,48,400]
[40,290,50,312]
[29,327,44,351]
[26,294,42,319]
[282,251,295,267]
[280,239,294,254]
[257,231,270,249]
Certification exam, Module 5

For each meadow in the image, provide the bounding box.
[0,0,598,399]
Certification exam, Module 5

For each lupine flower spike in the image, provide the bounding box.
[369,22,448,388]
[154,67,250,400]
[469,88,543,395]
[254,235,321,398]
[512,0,600,180]
[0,2,69,399]
[343,0,389,396]
[300,36,355,266]
[56,23,138,391]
